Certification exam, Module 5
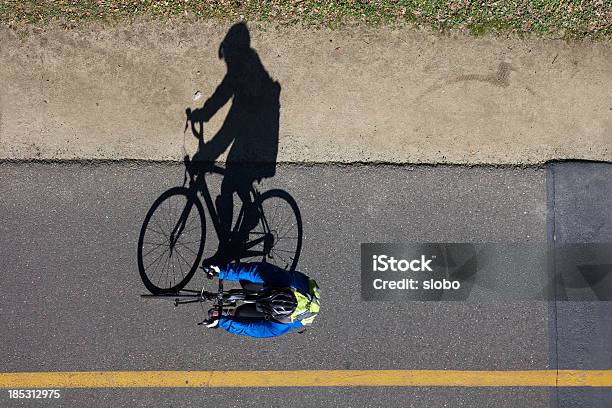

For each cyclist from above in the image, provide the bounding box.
[203,262,320,338]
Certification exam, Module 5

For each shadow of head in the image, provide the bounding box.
[218,22,251,63]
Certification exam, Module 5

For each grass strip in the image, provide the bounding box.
[0,1,610,38]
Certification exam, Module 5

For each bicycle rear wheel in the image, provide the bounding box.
[137,187,206,294]
[246,189,302,271]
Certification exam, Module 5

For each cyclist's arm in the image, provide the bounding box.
[199,75,233,122]
[218,262,265,284]
[217,317,302,338]
[218,262,310,290]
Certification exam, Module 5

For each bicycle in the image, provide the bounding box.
[140,276,262,326]
[141,271,307,334]
[137,113,303,295]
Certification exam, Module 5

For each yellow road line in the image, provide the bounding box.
[0,370,611,388]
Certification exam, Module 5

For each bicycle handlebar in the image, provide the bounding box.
[185,108,205,141]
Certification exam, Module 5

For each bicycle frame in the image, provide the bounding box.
[179,115,274,261]
[141,279,262,324]
[173,162,273,262]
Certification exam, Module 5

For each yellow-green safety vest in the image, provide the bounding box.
[289,279,321,326]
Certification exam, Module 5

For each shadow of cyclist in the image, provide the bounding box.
[187,22,281,261]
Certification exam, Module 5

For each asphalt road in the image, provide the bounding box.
[0,162,609,407]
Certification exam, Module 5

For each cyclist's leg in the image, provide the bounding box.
[219,163,257,241]
[216,172,238,243]
[234,303,266,319]
[237,182,258,234]
[233,166,261,238]
[239,279,264,292]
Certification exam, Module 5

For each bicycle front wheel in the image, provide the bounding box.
[137,187,206,294]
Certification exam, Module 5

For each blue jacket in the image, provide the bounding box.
[217,262,310,338]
